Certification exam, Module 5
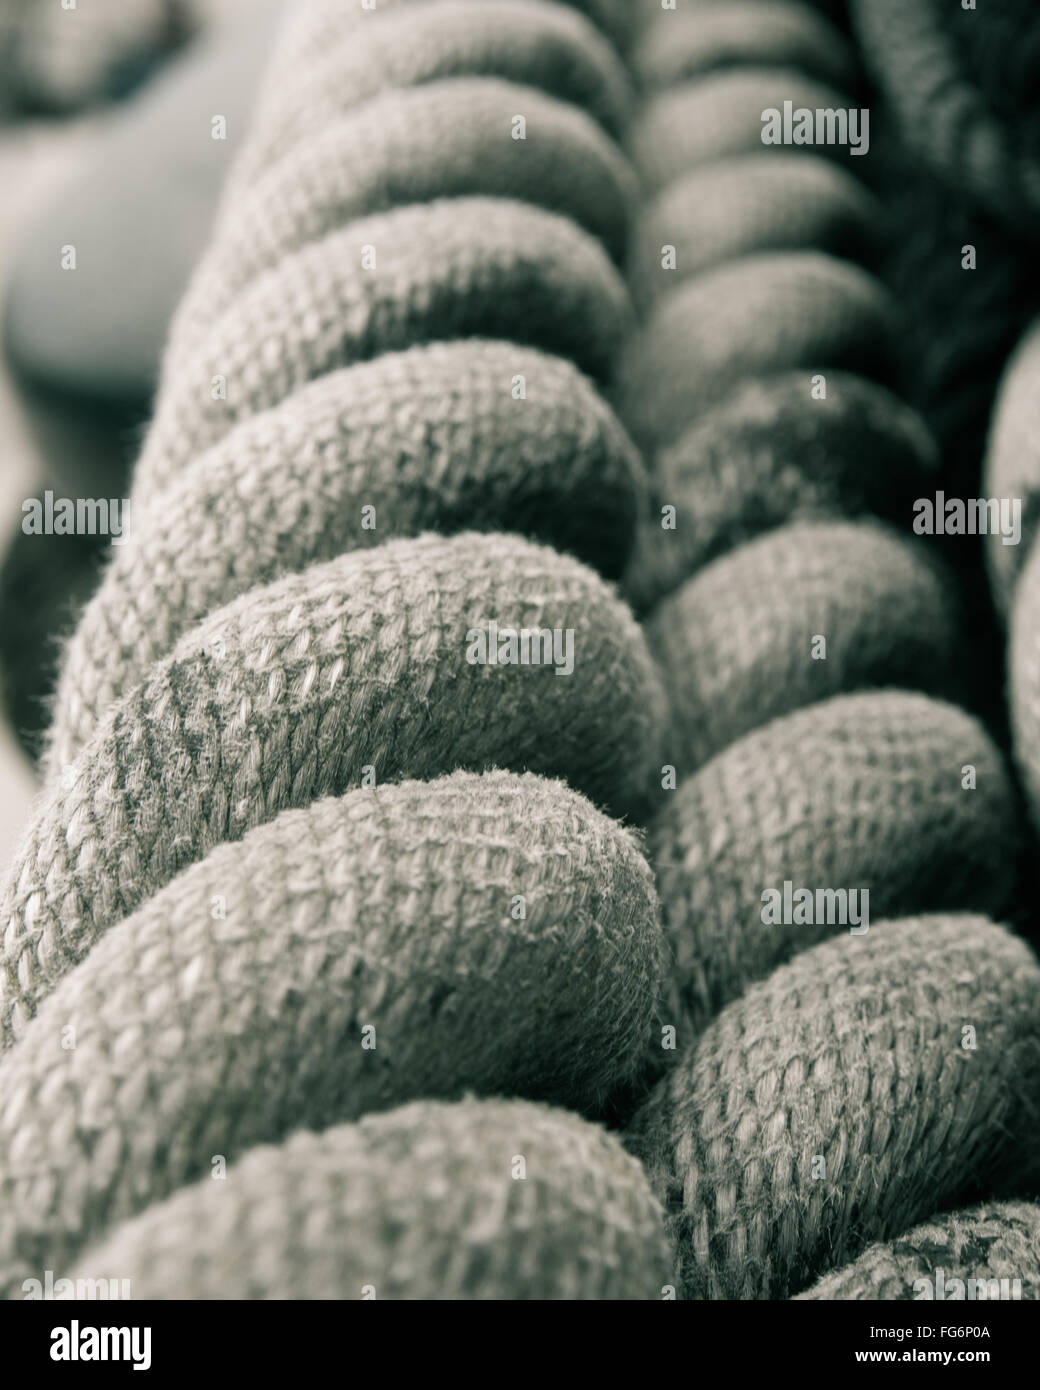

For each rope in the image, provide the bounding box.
[618,0,1040,1302]
[0,0,669,1300]
[0,0,1037,1301]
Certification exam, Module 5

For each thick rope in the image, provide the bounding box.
[619,0,1040,1303]
[67,1098,674,1301]
[1,0,1037,1301]
[797,1201,1040,1301]
[0,0,671,1300]
[0,771,663,1295]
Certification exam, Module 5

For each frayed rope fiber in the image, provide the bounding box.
[797,1201,1040,1301]
[3,0,1039,1300]
[618,0,1040,1304]
[3,532,665,1050]
[626,915,1040,1300]
[45,339,645,775]
[68,1098,674,1301]
[0,771,662,1297]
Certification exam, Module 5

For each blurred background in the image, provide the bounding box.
[0,0,276,866]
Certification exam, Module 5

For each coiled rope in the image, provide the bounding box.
[0,0,1037,1301]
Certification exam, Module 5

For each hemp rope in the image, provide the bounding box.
[0,0,1036,1300]
[620,0,1040,1302]
[798,1200,1040,1302]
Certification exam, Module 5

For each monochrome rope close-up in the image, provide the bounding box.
[0,0,1039,1305]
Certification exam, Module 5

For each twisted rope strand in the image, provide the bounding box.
[796,1200,1040,1301]
[47,340,645,773]
[3,0,1037,1300]
[627,915,1040,1300]
[67,1098,674,1301]
[1,0,674,1295]
[0,771,663,1297]
[4,533,665,1049]
[619,0,1039,1300]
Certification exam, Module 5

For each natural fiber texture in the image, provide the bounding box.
[3,531,664,1050]
[270,0,638,82]
[633,2,857,92]
[649,691,1021,1040]
[645,520,962,771]
[622,371,936,612]
[6,0,1040,1303]
[0,0,670,1298]
[46,339,644,775]
[233,0,634,191]
[136,196,632,496]
[0,770,662,1297]
[846,0,1040,760]
[797,1201,1040,1301]
[616,251,897,452]
[627,915,1040,1300]
[619,0,1040,1306]
[169,76,637,358]
[68,1098,672,1300]
[629,69,873,195]
[628,156,879,311]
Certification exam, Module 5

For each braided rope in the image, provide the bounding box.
[0,0,1037,1301]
